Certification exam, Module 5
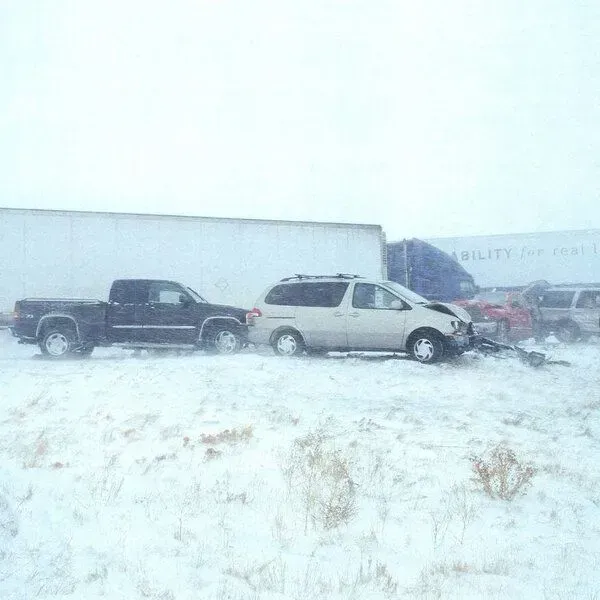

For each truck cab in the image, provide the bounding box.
[387,239,477,303]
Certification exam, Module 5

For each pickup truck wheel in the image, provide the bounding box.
[40,329,76,359]
[211,329,242,354]
[408,331,444,364]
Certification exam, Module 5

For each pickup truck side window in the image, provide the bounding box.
[110,281,129,304]
[110,280,148,304]
[148,282,190,305]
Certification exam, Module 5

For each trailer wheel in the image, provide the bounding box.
[407,330,445,364]
[40,328,76,359]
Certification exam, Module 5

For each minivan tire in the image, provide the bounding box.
[272,330,305,357]
[407,331,445,364]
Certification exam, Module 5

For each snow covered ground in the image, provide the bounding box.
[0,329,599,600]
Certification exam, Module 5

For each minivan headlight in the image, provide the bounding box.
[451,320,466,333]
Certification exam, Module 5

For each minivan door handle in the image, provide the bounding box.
[333,311,344,317]
[348,312,360,318]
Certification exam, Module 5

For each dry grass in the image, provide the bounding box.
[471,443,536,500]
[282,429,358,532]
[200,425,254,445]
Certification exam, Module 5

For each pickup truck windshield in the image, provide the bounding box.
[187,287,207,303]
[382,281,429,304]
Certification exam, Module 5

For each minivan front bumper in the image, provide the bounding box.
[443,332,474,354]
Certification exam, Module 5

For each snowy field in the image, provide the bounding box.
[1,328,599,600]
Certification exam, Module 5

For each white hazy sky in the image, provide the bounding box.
[1,1,599,240]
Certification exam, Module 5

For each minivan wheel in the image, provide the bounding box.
[272,331,305,357]
[408,332,445,364]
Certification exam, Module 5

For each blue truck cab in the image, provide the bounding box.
[387,239,477,303]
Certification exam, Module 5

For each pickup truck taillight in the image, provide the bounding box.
[246,307,262,325]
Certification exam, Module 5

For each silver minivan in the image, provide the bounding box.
[246,275,475,363]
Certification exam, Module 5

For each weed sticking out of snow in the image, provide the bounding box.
[471,443,536,501]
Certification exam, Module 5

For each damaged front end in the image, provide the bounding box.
[472,336,570,368]
[424,301,478,354]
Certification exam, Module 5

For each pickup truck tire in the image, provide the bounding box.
[40,328,76,359]
[210,328,242,355]
[407,330,445,364]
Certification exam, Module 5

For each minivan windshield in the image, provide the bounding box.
[382,281,429,304]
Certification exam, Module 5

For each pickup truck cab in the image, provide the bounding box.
[11,279,249,358]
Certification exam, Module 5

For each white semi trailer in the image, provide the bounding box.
[426,229,600,288]
[0,207,387,313]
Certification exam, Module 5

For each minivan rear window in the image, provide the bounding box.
[265,282,349,307]
[539,290,575,308]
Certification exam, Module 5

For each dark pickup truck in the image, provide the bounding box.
[11,279,249,358]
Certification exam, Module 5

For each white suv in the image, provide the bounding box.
[246,275,474,363]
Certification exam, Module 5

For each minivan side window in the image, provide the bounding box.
[539,290,576,308]
[353,283,402,309]
[265,282,349,307]
[265,284,300,306]
[299,282,349,307]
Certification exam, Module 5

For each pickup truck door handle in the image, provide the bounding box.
[349,312,360,318]
[333,311,344,317]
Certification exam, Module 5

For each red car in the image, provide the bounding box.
[455,290,533,342]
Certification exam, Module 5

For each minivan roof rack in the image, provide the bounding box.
[280,273,363,281]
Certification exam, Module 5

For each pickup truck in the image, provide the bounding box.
[11,279,249,358]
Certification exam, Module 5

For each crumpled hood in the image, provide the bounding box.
[425,302,472,323]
